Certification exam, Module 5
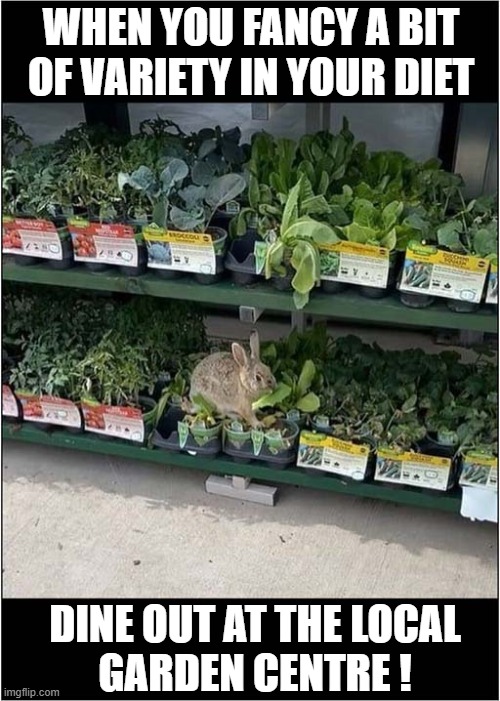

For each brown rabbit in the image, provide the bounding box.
[188,330,276,427]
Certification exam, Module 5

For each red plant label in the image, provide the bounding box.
[82,402,144,442]
[2,218,63,260]
[16,394,82,428]
[2,385,19,418]
[68,221,138,267]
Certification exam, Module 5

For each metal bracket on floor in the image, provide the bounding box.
[205,474,278,506]
[291,311,306,333]
[239,306,263,324]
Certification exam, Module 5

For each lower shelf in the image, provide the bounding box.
[3,423,461,513]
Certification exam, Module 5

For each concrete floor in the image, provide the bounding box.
[3,440,497,598]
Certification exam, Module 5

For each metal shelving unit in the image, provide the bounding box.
[4,424,461,513]
[4,262,497,333]
[3,100,496,513]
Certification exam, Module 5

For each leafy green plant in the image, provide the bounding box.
[437,195,498,259]
[2,116,32,165]
[263,177,340,308]
[253,359,321,414]
[118,159,246,232]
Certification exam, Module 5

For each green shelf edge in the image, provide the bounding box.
[3,423,461,513]
[3,262,498,332]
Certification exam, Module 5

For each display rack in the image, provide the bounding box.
[3,101,497,514]
[4,262,497,334]
[4,424,461,513]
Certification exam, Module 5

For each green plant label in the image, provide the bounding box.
[319,242,390,289]
[2,218,63,261]
[399,245,488,302]
[178,421,190,449]
[249,214,259,230]
[144,228,217,275]
[376,449,451,491]
[251,429,265,456]
[225,200,241,215]
[254,241,268,275]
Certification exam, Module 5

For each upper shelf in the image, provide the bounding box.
[3,262,498,333]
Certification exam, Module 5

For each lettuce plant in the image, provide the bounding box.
[263,176,340,308]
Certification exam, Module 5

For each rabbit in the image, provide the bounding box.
[188,330,277,428]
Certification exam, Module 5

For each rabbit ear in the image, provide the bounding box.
[249,330,260,360]
[232,342,248,368]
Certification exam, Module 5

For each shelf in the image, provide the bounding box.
[3,262,498,333]
[4,423,461,513]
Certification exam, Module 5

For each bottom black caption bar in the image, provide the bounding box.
[1,599,498,700]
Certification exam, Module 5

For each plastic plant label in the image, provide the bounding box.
[253,241,268,275]
[251,428,265,456]
[68,220,138,266]
[17,393,81,428]
[486,262,498,304]
[177,421,190,449]
[2,217,63,260]
[376,448,452,491]
[459,453,498,491]
[82,401,144,442]
[398,242,489,302]
[2,385,19,418]
[297,431,370,480]
[143,226,216,275]
[225,200,241,214]
[320,241,390,289]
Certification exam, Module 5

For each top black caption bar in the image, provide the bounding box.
[1,2,498,102]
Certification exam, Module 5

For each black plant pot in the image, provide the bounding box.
[224,229,262,286]
[271,269,294,292]
[14,254,38,266]
[210,208,236,234]
[446,299,479,314]
[322,280,349,294]
[48,236,75,270]
[119,243,148,277]
[399,291,435,309]
[193,227,228,285]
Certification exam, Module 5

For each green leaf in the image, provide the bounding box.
[382,201,404,231]
[170,205,204,231]
[379,228,397,250]
[248,174,260,210]
[205,173,246,209]
[296,392,321,413]
[198,139,217,160]
[127,166,156,193]
[437,221,465,252]
[281,177,302,234]
[252,382,292,410]
[264,239,285,279]
[160,159,189,193]
[290,240,319,294]
[284,218,339,246]
[297,359,316,395]
[473,227,497,257]
[401,394,417,413]
[344,223,378,244]
[152,199,167,228]
[293,290,309,309]
[192,160,214,186]
[353,199,377,228]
